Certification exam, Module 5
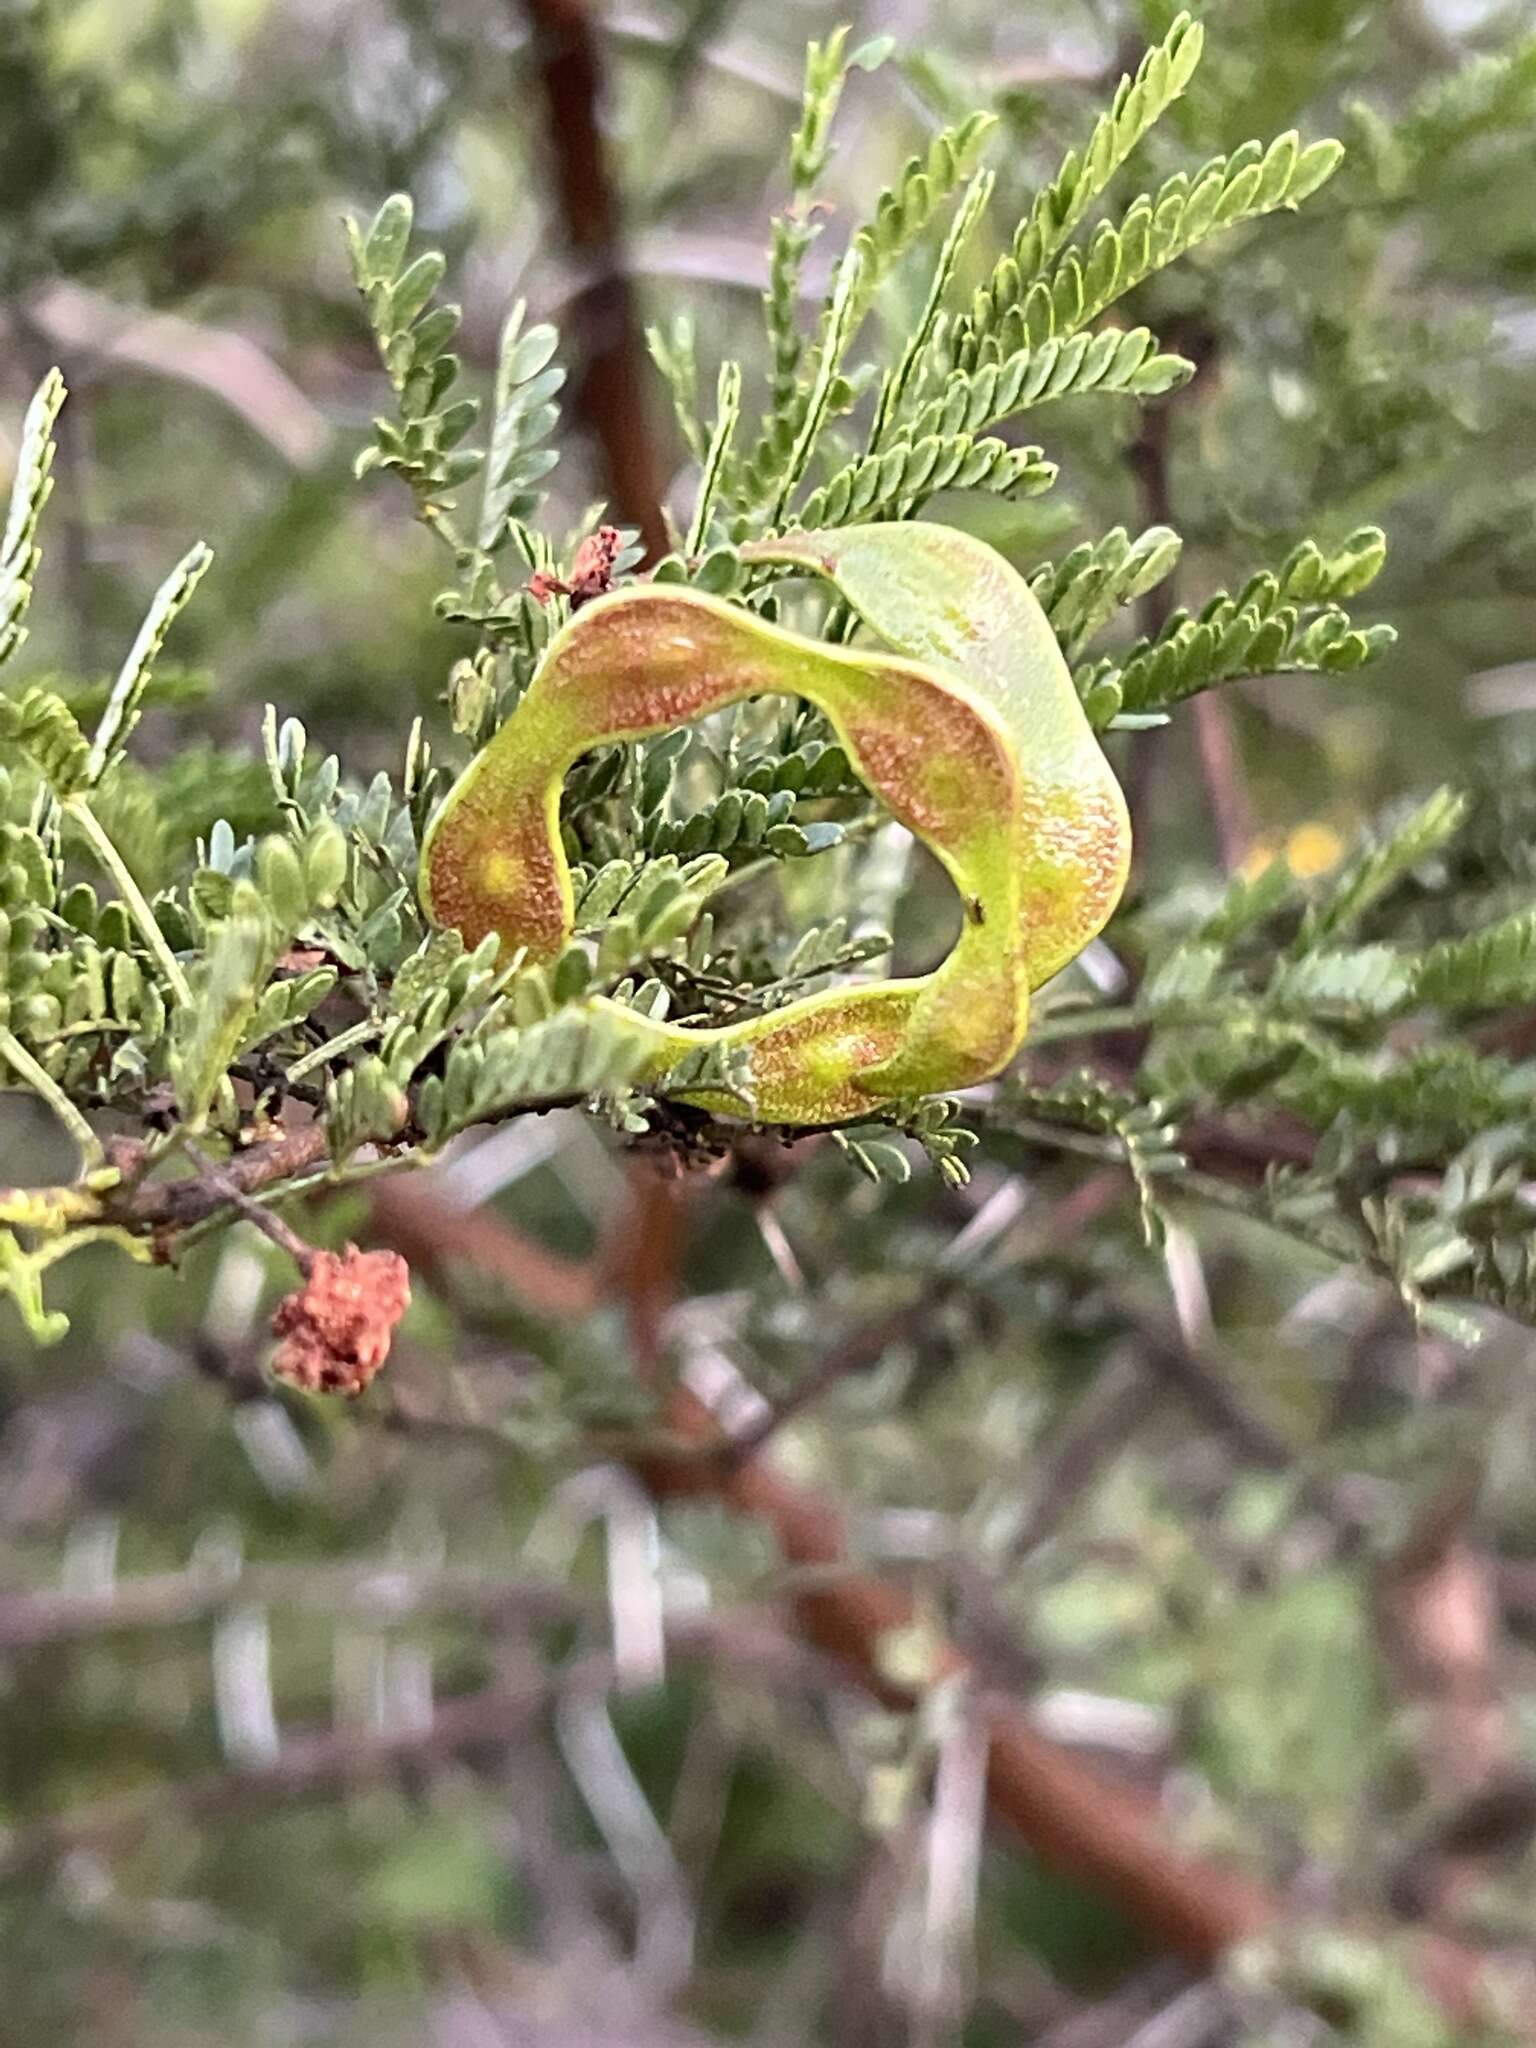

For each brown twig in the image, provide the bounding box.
[1136,1325,1367,1544]
[106,1122,331,1236]
[16,1056,1320,1272]
[648,1384,1531,2026]
[0,1612,844,1890]
[183,1140,315,1272]
[372,1170,602,1320]
[25,1130,1529,2026]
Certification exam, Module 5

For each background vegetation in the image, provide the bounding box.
[5,1,1536,2043]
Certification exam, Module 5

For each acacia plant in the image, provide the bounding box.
[0,8,1531,1385]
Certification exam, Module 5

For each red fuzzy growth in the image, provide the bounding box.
[567,524,623,603]
[526,525,624,611]
[270,1245,411,1397]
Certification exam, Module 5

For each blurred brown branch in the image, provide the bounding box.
[518,0,670,559]
[369,1159,1524,2032]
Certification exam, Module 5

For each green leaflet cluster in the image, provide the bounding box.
[166,825,348,1129]
[833,1094,981,1190]
[558,712,865,875]
[347,191,576,734]
[904,327,1193,446]
[1074,528,1394,727]
[0,687,92,796]
[848,112,999,308]
[347,194,486,510]
[1002,1073,1184,1246]
[795,433,1055,532]
[1033,525,1184,663]
[949,131,1345,373]
[0,371,64,669]
[2,866,164,1079]
[1134,786,1534,1039]
[1360,1130,1536,1335]
[631,10,1351,581]
[759,28,892,424]
[958,13,1207,350]
[412,1007,654,1147]
[720,20,997,517]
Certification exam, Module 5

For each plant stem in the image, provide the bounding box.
[0,1026,104,1165]
[286,1019,380,1085]
[66,798,193,1008]
[1002,1110,1366,1274]
[1025,1003,1146,1042]
[1025,998,1283,1045]
[183,1141,315,1272]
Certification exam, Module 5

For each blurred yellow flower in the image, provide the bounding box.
[1285,822,1345,877]
[1238,822,1345,883]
